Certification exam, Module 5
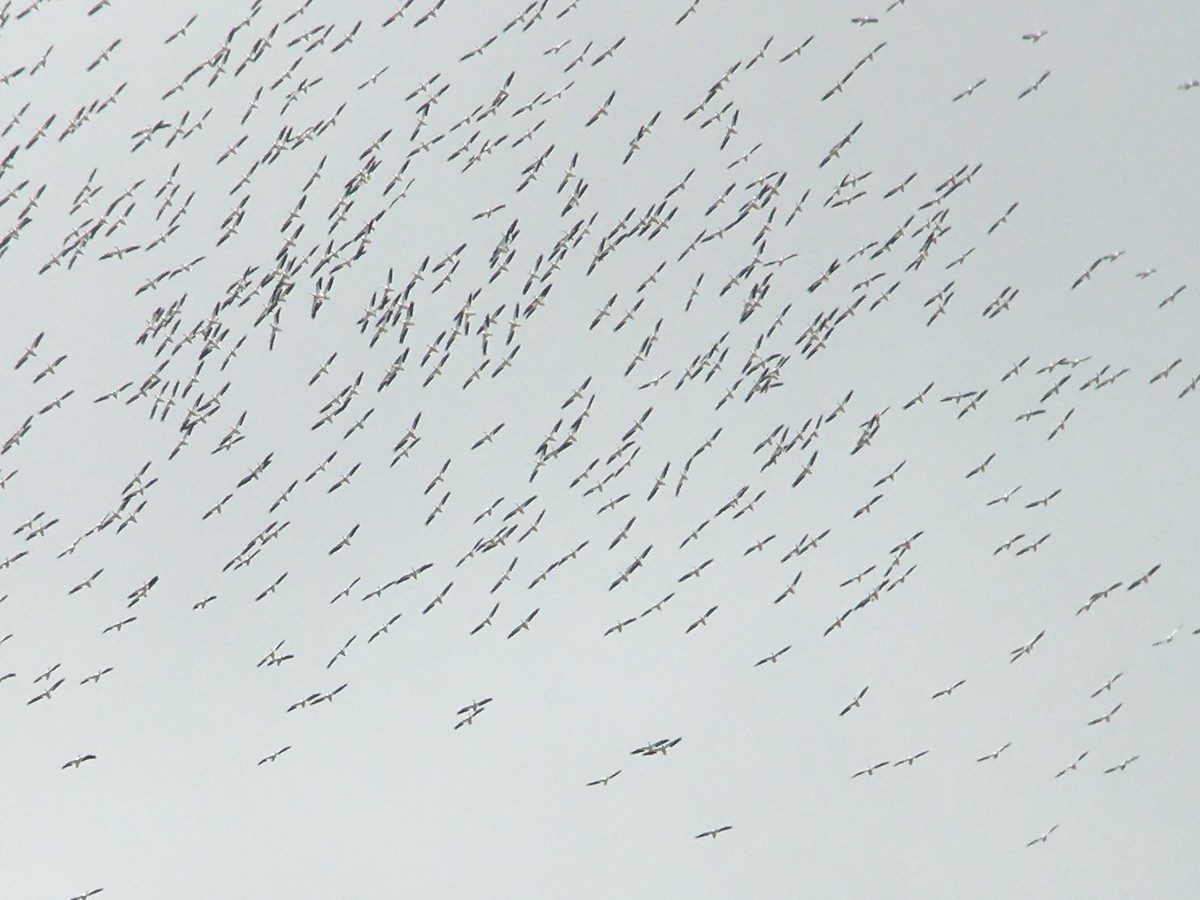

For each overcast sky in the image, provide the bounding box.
[2,1,1198,898]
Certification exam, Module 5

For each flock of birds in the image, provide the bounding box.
[1,0,1197,896]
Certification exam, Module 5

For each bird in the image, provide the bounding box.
[326,635,357,669]
[103,616,137,634]
[851,761,890,778]
[952,77,988,102]
[685,606,719,633]
[257,746,292,766]
[823,608,854,637]
[1018,70,1051,99]
[368,613,404,643]
[1024,488,1061,508]
[632,737,682,756]
[68,568,105,594]
[257,641,293,668]
[839,686,869,716]
[1026,825,1059,847]
[587,770,622,787]
[977,741,1012,762]
[605,618,637,637]
[328,524,360,554]
[754,645,792,666]
[987,486,1023,506]
[965,452,996,478]
[1152,625,1181,647]
[1104,755,1139,774]
[1087,703,1123,726]
[27,678,65,704]
[1010,630,1045,661]
[1126,563,1161,590]
[678,559,713,582]
[585,90,616,126]
[1055,751,1088,778]
[695,825,733,838]
[80,667,114,685]
[506,608,540,639]
[13,331,44,369]
[1090,672,1124,697]
[931,679,966,699]
[62,753,97,769]
[470,602,500,636]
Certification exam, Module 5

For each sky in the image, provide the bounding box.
[1,0,1198,898]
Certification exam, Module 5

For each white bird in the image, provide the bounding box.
[1104,755,1139,774]
[977,741,1012,762]
[1026,824,1059,847]
[1087,703,1123,726]
[839,685,869,716]
[506,608,540,639]
[1009,630,1045,661]
[257,746,291,766]
[685,605,718,633]
[754,645,792,666]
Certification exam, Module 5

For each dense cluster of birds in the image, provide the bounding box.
[1,0,1197,896]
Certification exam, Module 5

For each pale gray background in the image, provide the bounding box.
[1,1,1197,897]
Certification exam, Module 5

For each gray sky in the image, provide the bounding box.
[2,0,1198,897]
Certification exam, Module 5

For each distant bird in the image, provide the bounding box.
[80,667,114,685]
[977,741,1013,762]
[839,685,869,716]
[1018,70,1051,99]
[103,616,137,634]
[470,602,500,635]
[328,524,360,554]
[1010,630,1045,661]
[678,558,713,582]
[1152,625,1181,647]
[257,641,293,669]
[851,761,890,778]
[1026,824,1059,847]
[326,635,357,669]
[13,331,44,369]
[754,645,792,666]
[605,617,636,636]
[965,452,997,478]
[931,679,966,699]
[68,568,105,594]
[1055,751,1088,778]
[1104,755,1139,774]
[62,753,97,769]
[952,77,988,102]
[1087,703,1123,726]
[1090,672,1124,697]
[506,608,540,639]
[587,770,622,787]
[27,677,64,704]
[1126,563,1161,590]
[632,737,682,756]
[257,746,291,766]
[685,605,719,633]
[695,825,733,838]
